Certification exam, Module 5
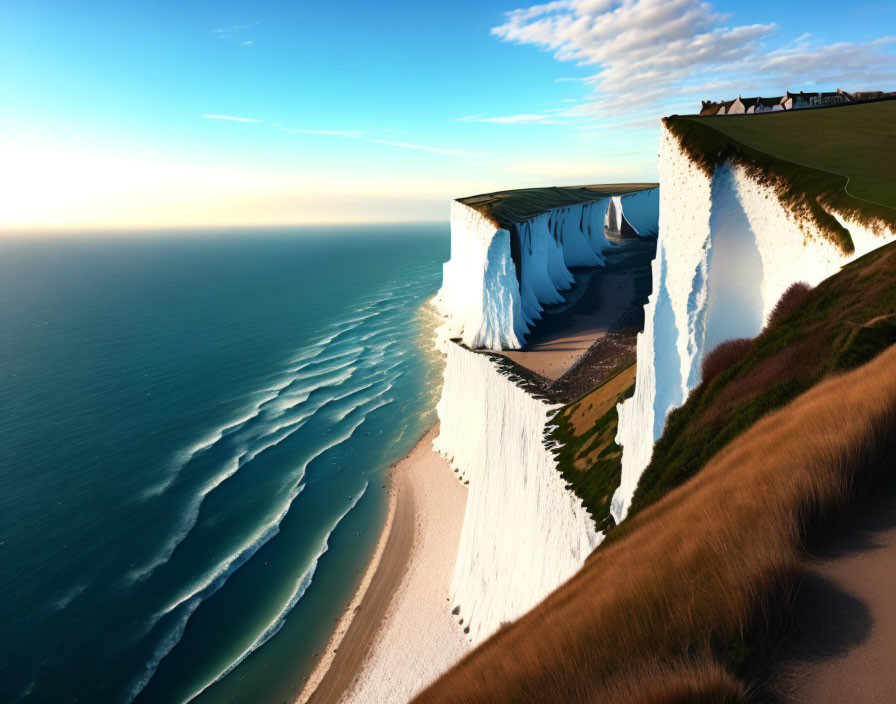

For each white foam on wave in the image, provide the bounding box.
[365,338,400,361]
[241,418,312,466]
[331,386,395,423]
[382,358,407,375]
[130,363,377,586]
[129,412,376,702]
[157,480,307,619]
[286,351,359,383]
[328,381,375,405]
[263,367,356,418]
[290,345,365,374]
[355,292,400,312]
[289,357,357,384]
[127,452,244,585]
[52,582,88,612]
[136,408,373,638]
[338,306,399,328]
[181,484,369,704]
[143,376,296,499]
[124,591,205,704]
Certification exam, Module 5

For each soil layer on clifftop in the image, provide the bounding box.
[459,183,657,229]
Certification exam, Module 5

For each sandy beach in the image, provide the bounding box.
[299,425,469,704]
[498,269,635,380]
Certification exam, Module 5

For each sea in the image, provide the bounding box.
[0,224,448,703]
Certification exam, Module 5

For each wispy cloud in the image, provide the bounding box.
[456,113,560,124]
[271,124,365,137]
[213,23,258,34]
[213,22,258,43]
[201,116,467,157]
[365,139,467,156]
[203,114,262,123]
[492,0,896,119]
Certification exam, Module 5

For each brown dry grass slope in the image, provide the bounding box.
[414,343,896,704]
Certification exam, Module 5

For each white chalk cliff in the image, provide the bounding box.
[430,185,658,644]
[386,120,896,703]
[612,125,896,522]
[434,343,599,643]
[436,189,659,350]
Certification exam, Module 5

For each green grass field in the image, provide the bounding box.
[459,183,657,228]
[696,101,896,207]
[666,101,896,252]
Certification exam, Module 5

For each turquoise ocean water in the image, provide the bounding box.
[0,224,447,703]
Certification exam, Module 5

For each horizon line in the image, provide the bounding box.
[0,218,450,237]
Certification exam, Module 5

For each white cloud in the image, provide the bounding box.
[203,114,262,123]
[492,0,896,118]
[241,40,253,46]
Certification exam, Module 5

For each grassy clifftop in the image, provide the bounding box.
[666,100,896,252]
[459,183,657,229]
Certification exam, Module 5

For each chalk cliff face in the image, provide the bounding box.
[433,343,599,643]
[430,185,658,646]
[612,125,896,522]
[436,190,658,351]
[617,187,659,239]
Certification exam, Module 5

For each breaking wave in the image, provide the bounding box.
[181,485,369,704]
[124,269,441,703]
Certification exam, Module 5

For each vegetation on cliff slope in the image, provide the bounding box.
[666,100,896,253]
[415,239,896,704]
[415,332,896,704]
[625,241,896,522]
[549,364,635,532]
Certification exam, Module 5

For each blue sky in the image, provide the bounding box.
[2,0,895,231]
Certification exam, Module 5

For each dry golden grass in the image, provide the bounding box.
[567,364,637,436]
[552,364,636,528]
[414,344,896,704]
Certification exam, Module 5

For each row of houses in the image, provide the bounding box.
[699,89,892,116]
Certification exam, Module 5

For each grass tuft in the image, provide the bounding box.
[701,338,753,386]
[766,282,812,329]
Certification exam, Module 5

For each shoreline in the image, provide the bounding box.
[298,424,468,703]
[296,431,420,704]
